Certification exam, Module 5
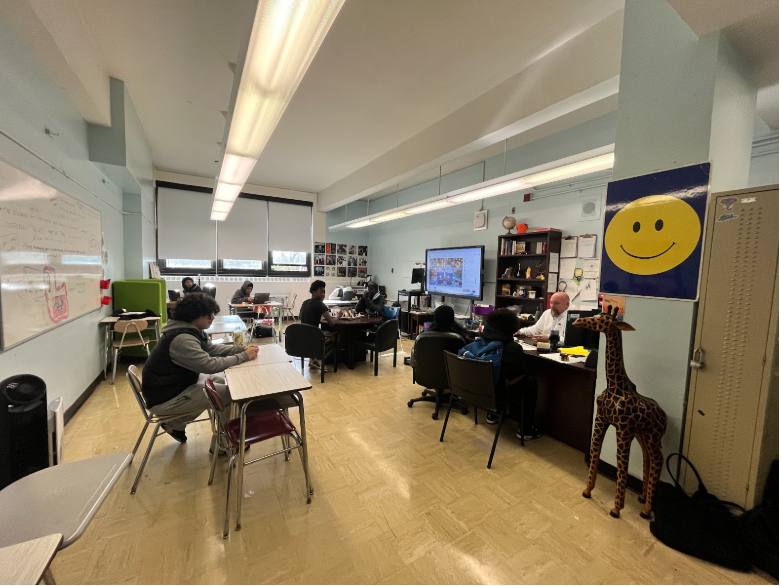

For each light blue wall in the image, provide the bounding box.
[0,13,152,412]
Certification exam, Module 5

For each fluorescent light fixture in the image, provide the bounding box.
[523,153,614,186]
[213,182,242,203]
[220,154,257,185]
[212,0,345,220]
[370,211,408,223]
[405,199,454,215]
[449,178,527,204]
[211,210,228,221]
[348,220,376,228]
[211,201,234,213]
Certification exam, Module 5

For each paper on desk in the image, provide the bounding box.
[581,279,598,301]
[561,237,578,258]
[559,258,577,280]
[539,353,588,364]
[582,259,600,279]
[548,252,559,272]
[578,235,597,258]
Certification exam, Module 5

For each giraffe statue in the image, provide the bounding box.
[574,306,667,519]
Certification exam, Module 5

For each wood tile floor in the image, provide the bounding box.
[54,335,772,584]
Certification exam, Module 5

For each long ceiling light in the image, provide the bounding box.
[329,147,615,230]
[211,0,344,221]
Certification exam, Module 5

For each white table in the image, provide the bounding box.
[229,302,284,342]
[324,299,360,307]
[225,362,312,531]
[99,316,161,380]
[0,533,61,585]
[228,343,292,368]
[205,315,248,342]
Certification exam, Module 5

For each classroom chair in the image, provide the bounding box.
[125,365,211,494]
[111,319,150,385]
[408,331,470,419]
[202,379,311,538]
[281,293,298,322]
[284,323,338,383]
[363,319,399,376]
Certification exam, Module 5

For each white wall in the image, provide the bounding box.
[0,13,126,411]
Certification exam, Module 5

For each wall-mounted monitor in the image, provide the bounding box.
[425,245,485,300]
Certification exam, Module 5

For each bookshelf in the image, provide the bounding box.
[495,230,562,316]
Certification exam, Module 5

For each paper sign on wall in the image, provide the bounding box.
[559,258,577,280]
[581,279,598,301]
[561,237,578,258]
[583,259,600,279]
[578,235,597,258]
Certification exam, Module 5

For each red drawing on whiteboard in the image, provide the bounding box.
[44,266,69,323]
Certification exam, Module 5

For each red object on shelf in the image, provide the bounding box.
[515,223,528,234]
[101,295,112,306]
[532,228,562,232]
[100,279,111,290]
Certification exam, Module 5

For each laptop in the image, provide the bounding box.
[252,293,270,304]
[167,290,181,302]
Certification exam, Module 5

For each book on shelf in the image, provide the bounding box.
[501,283,512,296]
[532,228,562,232]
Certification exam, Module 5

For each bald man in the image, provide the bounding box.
[517,291,570,343]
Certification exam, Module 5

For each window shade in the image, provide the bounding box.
[157,187,215,259]
[268,201,313,253]
[217,197,268,261]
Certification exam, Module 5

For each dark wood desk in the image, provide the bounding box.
[323,316,383,369]
[518,340,597,454]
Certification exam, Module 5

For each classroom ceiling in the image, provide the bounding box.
[62,0,778,197]
[72,0,624,193]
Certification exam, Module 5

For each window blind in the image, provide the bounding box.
[268,201,313,254]
[217,197,268,262]
[157,187,215,260]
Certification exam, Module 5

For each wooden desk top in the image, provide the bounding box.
[518,338,596,372]
[100,316,161,325]
[229,344,292,369]
[0,533,62,585]
[226,361,311,402]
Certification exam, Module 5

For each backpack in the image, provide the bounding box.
[458,338,503,383]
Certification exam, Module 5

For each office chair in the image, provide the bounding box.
[284,323,338,383]
[408,332,470,419]
[363,319,399,376]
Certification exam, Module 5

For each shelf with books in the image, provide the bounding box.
[495,230,561,313]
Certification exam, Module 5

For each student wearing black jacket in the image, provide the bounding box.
[427,305,474,344]
[181,277,202,294]
[481,308,541,441]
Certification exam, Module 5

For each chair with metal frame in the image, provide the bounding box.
[363,319,399,376]
[110,319,150,384]
[284,323,338,383]
[441,351,518,469]
[203,379,312,538]
[125,365,211,494]
[281,293,298,323]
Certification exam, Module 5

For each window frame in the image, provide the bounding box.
[217,259,268,278]
[157,258,216,276]
[268,251,311,278]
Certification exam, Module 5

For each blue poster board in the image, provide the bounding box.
[600,163,710,300]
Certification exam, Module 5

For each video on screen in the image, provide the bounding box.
[425,246,483,299]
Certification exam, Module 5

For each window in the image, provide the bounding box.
[270,251,309,273]
[158,258,216,275]
[222,259,265,271]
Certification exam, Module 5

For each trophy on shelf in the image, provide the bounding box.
[502,266,514,278]
[535,261,546,279]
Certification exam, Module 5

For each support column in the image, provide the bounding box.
[595,0,757,480]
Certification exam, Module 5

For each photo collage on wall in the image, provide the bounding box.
[315,242,367,278]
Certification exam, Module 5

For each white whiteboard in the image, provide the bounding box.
[0,160,102,349]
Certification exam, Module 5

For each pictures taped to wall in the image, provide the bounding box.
[315,242,367,276]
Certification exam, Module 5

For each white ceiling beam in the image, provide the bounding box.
[316,9,624,212]
[0,0,111,126]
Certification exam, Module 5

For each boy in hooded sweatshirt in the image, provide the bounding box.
[181,276,202,294]
[142,293,259,443]
[481,308,541,441]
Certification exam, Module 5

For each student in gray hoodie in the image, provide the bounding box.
[142,293,259,443]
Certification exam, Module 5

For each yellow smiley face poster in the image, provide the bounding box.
[600,163,710,300]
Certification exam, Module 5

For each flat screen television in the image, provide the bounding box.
[425,245,485,300]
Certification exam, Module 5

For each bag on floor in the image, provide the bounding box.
[738,459,778,578]
[458,338,503,383]
[650,453,751,571]
[252,325,275,338]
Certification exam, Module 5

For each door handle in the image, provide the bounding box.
[690,347,704,369]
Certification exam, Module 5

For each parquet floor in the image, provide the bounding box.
[53,333,772,584]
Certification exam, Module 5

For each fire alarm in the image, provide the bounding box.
[523,193,532,202]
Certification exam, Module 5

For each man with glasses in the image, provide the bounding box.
[142,293,259,443]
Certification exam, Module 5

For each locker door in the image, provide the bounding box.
[683,187,779,506]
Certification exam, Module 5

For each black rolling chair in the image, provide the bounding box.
[202,283,217,298]
[284,323,338,383]
[408,332,470,420]
[363,319,399,376]
[441,351,517,469]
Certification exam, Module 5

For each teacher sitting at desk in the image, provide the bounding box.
[355,281,385,317]
[142,293,259,443]
[517,291,570,343]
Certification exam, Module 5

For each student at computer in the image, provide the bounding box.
[181,277,201,295]
[230,281,254,304]
[142,293,259,443]
[355,281,385,316]
[517,291,570,343]
[300,280,341,370]
[482,308,541,441]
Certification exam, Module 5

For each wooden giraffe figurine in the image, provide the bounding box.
[574,306,667,519]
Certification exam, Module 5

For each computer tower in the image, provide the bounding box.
[0,375,50,489]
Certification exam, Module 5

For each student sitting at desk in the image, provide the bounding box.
[355,281,385,317]
[300,279,340,371]
[181,277,201,295]
[142,293,259,443]
[230,280,254,304]
[517,291,570,343]
[483,308,542,441]
[427,305,474,344]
